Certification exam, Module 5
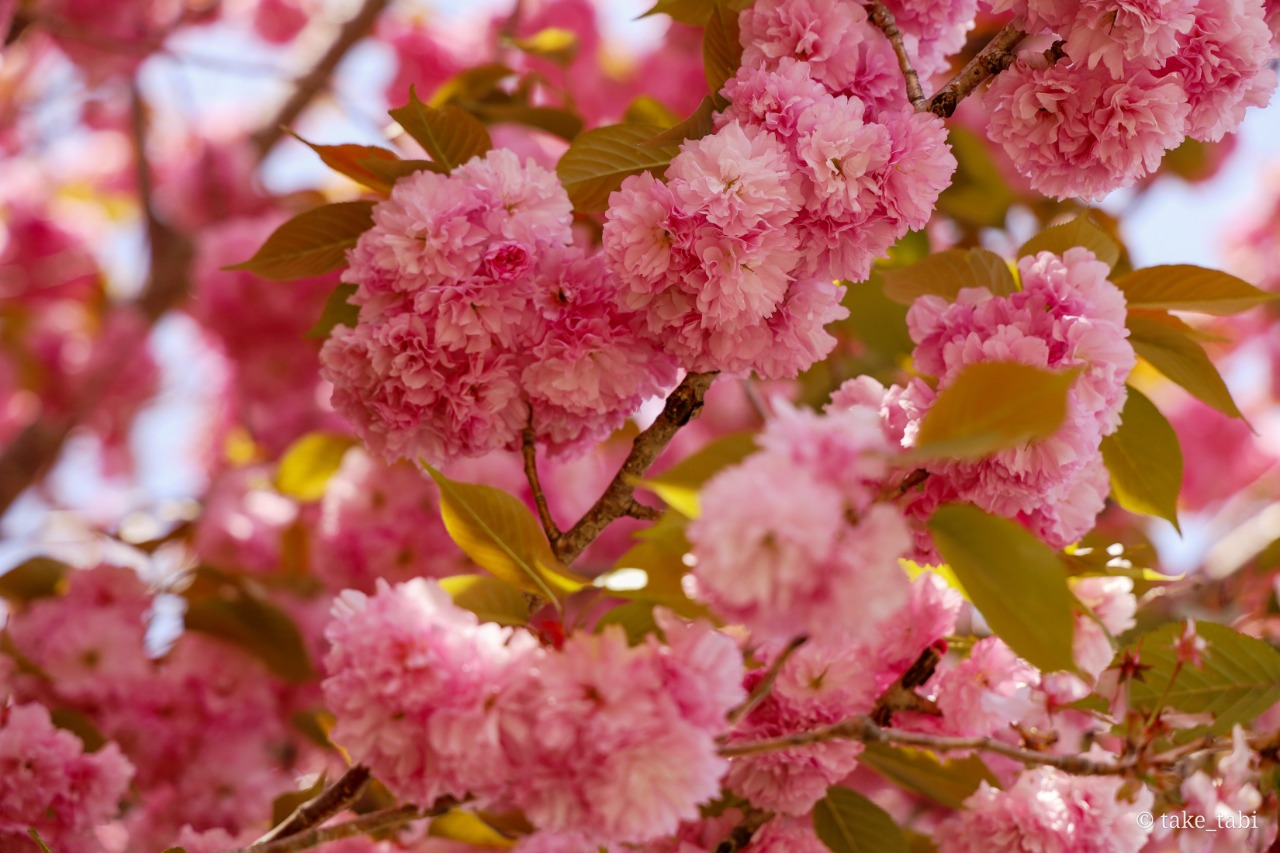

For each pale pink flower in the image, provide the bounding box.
[746,816,829,851]
[739,0,868,93]
[986,59,1189,201]
[1179,726,1264,850]
[938,768,1154,852]
[1054,0,1197,75]
[751,277,850,379]
[879,0,977,76]
[1175,619,1209,668]
[323,579,537,805]
[925,637,1040,737]
[194,465,299,575]
[719,60,831,143]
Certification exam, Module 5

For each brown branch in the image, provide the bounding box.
[249,0,390,160]
[223,804,435,853]
[254,765,371,845]
[926,23,1028,118]
[866,2,928,109]
[522,426,561,544]
[728,636,808,726]
[718,714,1136,775]
[554,372,718,564]
[623,500,661,521]
[870,645,943,725]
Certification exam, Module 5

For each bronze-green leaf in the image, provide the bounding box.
[291,135,404,195]
[354,156,442,187]
[906,362,1079,462]
[508,26,578,64]
[643,0,719,25]
[1100,386,1182,531]
[1126,313,1244,419]
[226,201,375,280]
[813,786,908,853]
[703,2,741,97]
[638,431,758,518]
[859,743,997,810]
[642,95,716,148]
[182,571,316,683]
[0,556,70,603]
[425,466,587,604]
[271,773,327,828]
[275,432,358,502]
[928,504,1078,674]
[1126,621,1280,734]
[881,247,1016,306]
[1017,213,1122,269]
[556,123,680,212]
[306,283,359,340]
[389,88,492,172]
[603,511,706,618]
[438,575,533,626]
[1116,265,1280,315]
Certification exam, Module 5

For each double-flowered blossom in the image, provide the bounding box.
[0,703,134,851]
[688,401,911,644]
[880,248,1134,550]
[323,150,674,464]
[937,767,1154,852]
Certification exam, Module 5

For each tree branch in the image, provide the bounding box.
[522,426,561,544]
[223,804,434,853]
[865,2,928,109]
[728,636,808,726]
[553,372,718,564]
[926,23,1027,118]
[718,714,1136,775]
[254,765,371,845]
[249,0,390,161]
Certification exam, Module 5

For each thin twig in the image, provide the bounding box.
[728,636,809,726]
[554,372,718,564]
[249,0,390,160]
[718,714,1137,775]
[254,765,371,845]
[866,2,928,109]
[926,23,1028,118]
[522,426,561,544]
[623,500,661,521]
[223,804,433,853]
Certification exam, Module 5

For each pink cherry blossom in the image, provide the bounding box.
[739,0,869,94]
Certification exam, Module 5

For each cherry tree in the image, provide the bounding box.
[3,0,1280,851]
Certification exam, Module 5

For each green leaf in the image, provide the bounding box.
[643,0,719,25]
[596,600,662,645]
[354,156,442,187]
[703,2,741,96]
[1126,621,1280,734]
[603,512,706,617]
[389,88,492,172]
[1115,265,1280,316]
[275,432,357,502]
[935,127,1016,229]
[470,103,584,142]
[438,575,532,626]
[290,134,404,195]
[307,283,359,340]
[271,773,327,827]
[49,708,107,752]
[425,466,587,604]
[508,27,578,64]
[429,810,515,848]
[1126,313,1244,419]
[0,556,70,603]
[641,95,717,148]
[1100,386,1182,531]
[1018,213,1122,269]
[906,362,1080,462]
[813,786,908,853]
[928,504,1078,674]
[881,248,1017,306]
[556,123,680,212]
[226,201,375,280]
[858,743,997,810]
[625,95,680,129]
[182,569,316,683]
[638,432,758,517]
[428,64,516,107]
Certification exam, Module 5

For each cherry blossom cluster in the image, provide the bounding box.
[321,150,675,465]
[985,0,1277,200]
[322,579,744,844]
[864,247,1135,551]
[603,0,958,377]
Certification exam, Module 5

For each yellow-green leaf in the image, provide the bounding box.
[625,95,680,128]
[906,362,1079,462]
[813,786,908,853]
[596,600,662,645]
[1018,213,1122,269]
[438,575,532,626]
[556,123,680,212]
[306,283,359,340]
[1100,386,1182,531]
[859,743,997,810]
[1116,265,1279,316]
[425,466,586,604]
[935,127,1016,229]
[508,27,578,64]
[1126,313,1243,419]
[928,504,1078,674]
[470,103,584,142]
[1126,621,1280,734]
[275,432,357,502]
[643,0,719,25]
[604,512,706,617]
[642,95,718,149]
[638,431,758,517]
[390,88,492,172]
[428,809,515,848]
[0,556,70,603]
[881,248,1017,306]
[703,2,741,96]
[226,201,375,280]
[291,135,404,195]
[900,561,970,603]
[428,64,516,107]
